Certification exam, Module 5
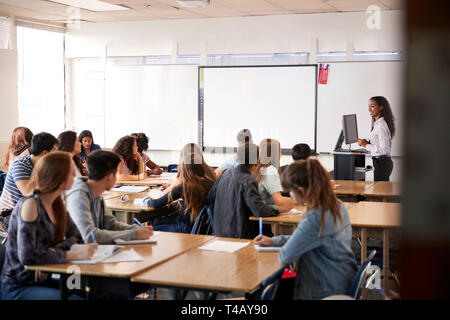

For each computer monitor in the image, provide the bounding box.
[342,114,358,145]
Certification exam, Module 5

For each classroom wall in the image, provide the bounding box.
[65,10,405,57]
[65,10,405,182]
[0,48,18,171]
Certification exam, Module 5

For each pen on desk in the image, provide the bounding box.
[134,217,144,227]
[259,217,263,240]
[90,231,96,243]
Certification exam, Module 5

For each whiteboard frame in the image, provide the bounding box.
[198,64,318,155]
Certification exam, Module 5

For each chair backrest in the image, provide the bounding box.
[167,164,178,173]
[249,266,286,300]
[348,250,377,299]
[0,170,7,195]
[0,243,6,276]
[191,204,214,235]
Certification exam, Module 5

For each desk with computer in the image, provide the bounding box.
[333,114,372,181]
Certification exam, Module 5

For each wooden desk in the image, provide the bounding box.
[348,201,402,296]
[117,178,167,187]
[361,181,402,201]
[25,232,214,298]
[105,190,155,223]
[131,237,283,296]
[117,173,177,187]
[332,180,375,196]
[250,202,356,236]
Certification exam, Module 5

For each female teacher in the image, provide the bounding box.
[357,96,396,181]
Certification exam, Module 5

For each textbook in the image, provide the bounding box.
[70,244,125,264]
[114,231,160,245]
[254,245,281,252]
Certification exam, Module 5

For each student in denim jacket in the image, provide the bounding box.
[254,159,357,300]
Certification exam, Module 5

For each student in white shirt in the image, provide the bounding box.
[357,96,396,181]
[253,138,295,213]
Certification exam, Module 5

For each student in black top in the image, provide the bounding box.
[207,142,279,239]
[78,130,101,162]
[144,143,216,233]
[280,143,311,174]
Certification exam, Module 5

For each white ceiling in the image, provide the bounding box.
[0,0,405,27]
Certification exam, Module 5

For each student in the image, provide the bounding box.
[131,132,162,176]
[78,130,101,162]
[57,131,87,177]
[112,135,145,182]
[358,96,395,181]
[144,143,216,233]
[4,127,33,168]
[214,129,253,177]
[0,152,97,300]
[254,139,295,213]
[207,142,279,239]
[66,150,153,244]
[280,143,312,174]
[254,159,357,300]
[0,132,58,232]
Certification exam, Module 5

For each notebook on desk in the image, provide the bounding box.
[114,231,160,245]
[254,245,281,252]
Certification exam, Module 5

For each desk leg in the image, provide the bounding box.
[361,228,367,264]
[272,224,280,236]
[383,229,390,298]
[59,274,69,300]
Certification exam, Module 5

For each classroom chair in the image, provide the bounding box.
[348,249,379,299]
[167,164,178,173]
[248,266,287,300]
[0,170,6,195]
[191,204,214,235]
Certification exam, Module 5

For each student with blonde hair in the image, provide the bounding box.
[253,138,295,213]
[0,152,97,300]
[254,159,357,299]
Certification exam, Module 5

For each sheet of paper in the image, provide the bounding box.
[133,198,146,206]
[198,240,249,253]
[113,186,149,193]
[149,189,163,199]
[70,245,124,264]
[280,208,304,216]
[102,248,143,263]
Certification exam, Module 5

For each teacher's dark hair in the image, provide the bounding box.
[370,96,396,138]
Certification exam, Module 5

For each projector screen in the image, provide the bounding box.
[200,65,317,151]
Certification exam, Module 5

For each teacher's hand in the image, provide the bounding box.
[357,138,368,147]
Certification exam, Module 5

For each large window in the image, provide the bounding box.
[17,26,65,136]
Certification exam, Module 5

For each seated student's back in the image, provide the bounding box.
[254,159,357,300]
[145,143,216,233]
[208,142,279,239]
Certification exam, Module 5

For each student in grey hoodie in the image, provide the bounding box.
[66,150,153,244]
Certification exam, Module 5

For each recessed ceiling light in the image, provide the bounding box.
[50,0,130,12]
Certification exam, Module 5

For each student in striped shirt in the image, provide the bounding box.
[0,132,58,231]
